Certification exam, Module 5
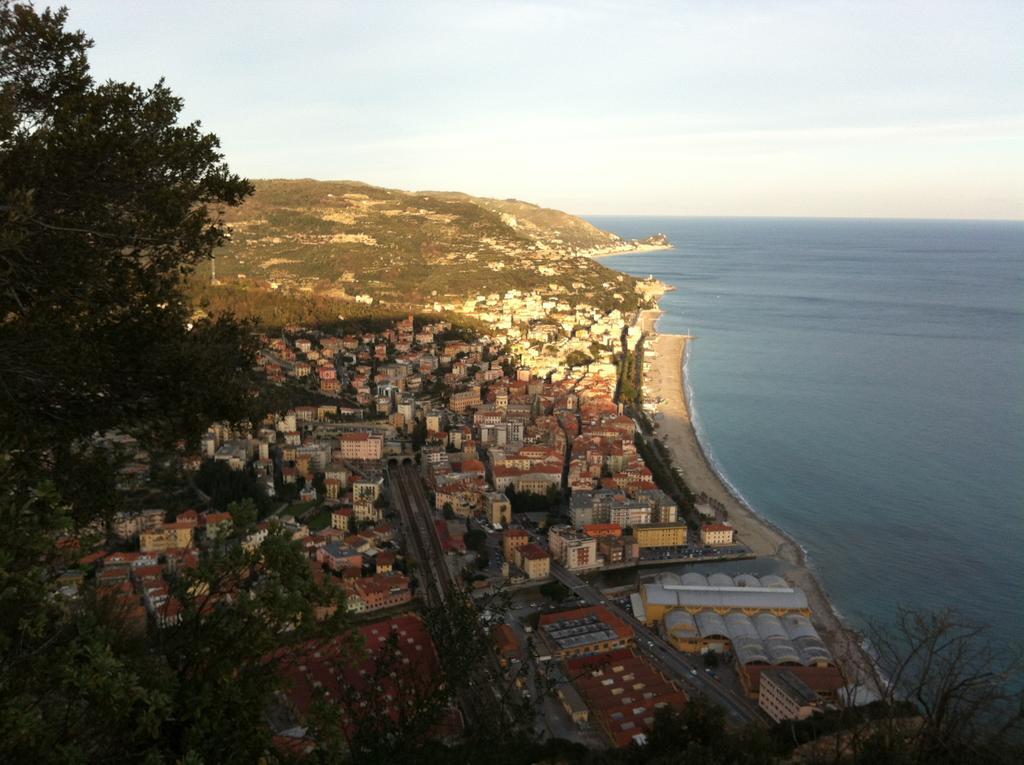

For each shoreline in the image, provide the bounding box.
[590,243,674,259]
[644,327,878,692]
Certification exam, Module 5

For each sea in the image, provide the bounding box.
[590,216,1024,656]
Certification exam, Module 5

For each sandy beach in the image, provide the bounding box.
[589,243,674,259]
[645,330,876,688]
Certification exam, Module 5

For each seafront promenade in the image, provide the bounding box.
[644,331,877,690]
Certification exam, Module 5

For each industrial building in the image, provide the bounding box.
[537,605,634,660]
[632,572,834,673]
[564,648,686,747]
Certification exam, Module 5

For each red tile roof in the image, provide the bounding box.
[273,613,460,740]
[565,648,686,747]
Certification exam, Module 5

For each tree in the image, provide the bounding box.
[226,498,258,531]
[565,350,592,368]
[442,502,456,520]
[855,608,1024,765]
[0,4,259,462]
[463,527,487,554]
[539,580,570,601]
[0,6,351,762]
[411,416,428,450]
[194,459,270,514]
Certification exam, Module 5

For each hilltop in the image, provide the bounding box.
[200,179,667,318]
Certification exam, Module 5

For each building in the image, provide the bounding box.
[608,500,652,528]
[139,522,193,554]
[537,605,635,660]
[374,550,396,574]
[547,525,600,571]
[637,489,678,524]
[502,528,530,560]
[492,623,522,664]
[634,572,836,678]
[339,431,385,461]
[485,492,512,527]
[634,522,688,548]
[570,490,653,529]
[316,541,363,573]
[351,574,412,612]
[331,507,353,531]
[450,387,481,413]
[740,662,844,701]
[700,523,735,547]
[583,523,622,539]
[758,668,828,722]
[598,536,638,565]
[273,613,459,742]
[565,648,686,747]
[555,683,590,725]
[516,543,551,580]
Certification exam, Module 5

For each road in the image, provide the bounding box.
[548,561,765,728]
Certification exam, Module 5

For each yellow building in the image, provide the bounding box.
[700,523,735,547]
[634,522,688,548]
[486,492,512,527]
[139,523,193,554]
[503,528,530,559]
[516,543,551,580]
[634,572,833,669]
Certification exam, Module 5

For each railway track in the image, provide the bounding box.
[390,464,454,607]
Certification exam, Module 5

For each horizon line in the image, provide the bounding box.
[579,213,1024,224]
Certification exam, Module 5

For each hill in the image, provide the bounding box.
[200,179,665,316]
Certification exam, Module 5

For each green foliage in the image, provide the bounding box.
[411,416,428,450]
[634,431,696,517]
[617,344,643,407]
[194,459,271,515]
[189,280,492,336]
[0,7,351,762]
[463,527,487,554]
[226,498,258,531]
[506,484,562,515]
[0,5,260,457]
[199,178,643,314]
[565,349,593,368]
[539,580,570,601]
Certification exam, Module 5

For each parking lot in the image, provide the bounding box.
[637,543,750,561]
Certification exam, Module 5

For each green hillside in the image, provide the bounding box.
[201,179,653,312]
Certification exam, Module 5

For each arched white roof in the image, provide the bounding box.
[755,614,803,665]
[782,614,819,640]
[782,614,834,665]
[724,613,771,664]
[694,611,729,638]
[793,640,834,666]
[655,571,682,587]
[665,610,697,634]
[753,613,788,640]
[680,572,708,587]
[760,574,788,588]
[707,573,734,587]
[723,612,759,640]
[734,574,760,588]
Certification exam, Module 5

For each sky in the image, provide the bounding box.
[63,0,1023,219]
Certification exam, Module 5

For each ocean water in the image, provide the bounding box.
[590,216,1024,654]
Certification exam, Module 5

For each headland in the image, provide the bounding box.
[587,241,674,259]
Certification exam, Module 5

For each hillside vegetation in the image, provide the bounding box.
[201,179,654,312]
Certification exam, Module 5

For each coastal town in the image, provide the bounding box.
[56,281,854,753]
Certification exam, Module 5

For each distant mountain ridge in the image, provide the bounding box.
[207,179,665,312]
